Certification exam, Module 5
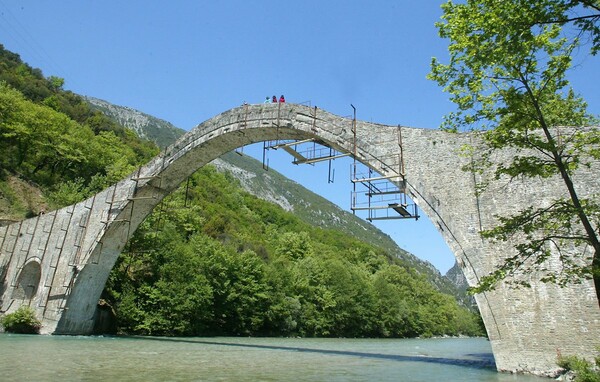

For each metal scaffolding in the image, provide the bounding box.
[262,136,348,183]
[350,116,418,222]
[262,104,418,223]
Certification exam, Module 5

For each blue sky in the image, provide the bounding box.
[1,1,598,273]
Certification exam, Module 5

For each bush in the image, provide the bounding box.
[1,306,42,334]
[558,352,600,382]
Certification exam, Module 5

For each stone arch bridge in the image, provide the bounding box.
[0,103,598,375]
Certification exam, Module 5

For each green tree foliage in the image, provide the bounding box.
[0,83,153,207]
[429,0,600,299]
[558,350,600,382]
[1,84,93,180]
[0,306,42,334]
[0,44,159,214]
[105,167,485,338]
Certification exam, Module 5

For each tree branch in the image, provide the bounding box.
[534,13,600,27]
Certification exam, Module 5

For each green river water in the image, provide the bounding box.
[0,334,548,381]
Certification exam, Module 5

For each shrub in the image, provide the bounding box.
[1,306,42,334]
[558,352,600,382]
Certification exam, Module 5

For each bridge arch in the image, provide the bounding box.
[0,103,598,376]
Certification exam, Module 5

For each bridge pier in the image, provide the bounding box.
[1,103,598,376]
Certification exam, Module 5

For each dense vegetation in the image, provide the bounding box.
[104,166,484,337]
[0,44,158,218]
[0,306,41,334]
[558,351,600,382]
[0,45,483,338]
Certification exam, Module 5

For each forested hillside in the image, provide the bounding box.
[213,153,466,298]
[105,166,483,337]
[0,45,483,337]
[0,44,157,221]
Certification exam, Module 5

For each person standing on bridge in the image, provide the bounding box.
[272,95,277,103]
[264,96,271,103]
[279,95,285,103]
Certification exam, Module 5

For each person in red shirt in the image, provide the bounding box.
[272,95,277,103]
[279,95,285,103]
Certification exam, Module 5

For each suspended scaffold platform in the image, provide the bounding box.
[262,105,419,223]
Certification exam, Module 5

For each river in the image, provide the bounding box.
[0,334,548,381]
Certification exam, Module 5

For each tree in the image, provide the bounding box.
[428,0,600,301]
[47,76,64,91]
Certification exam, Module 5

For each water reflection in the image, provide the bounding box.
[0,334,545,381]
[132,336,497,370]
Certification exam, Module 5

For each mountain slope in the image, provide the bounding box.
[212,152,459,292]
[85,96,184,148]
[106,163,484,337]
